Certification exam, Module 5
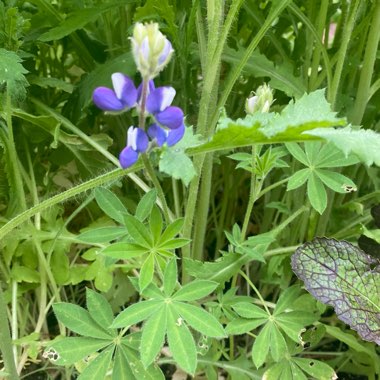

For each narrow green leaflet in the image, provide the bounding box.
[251,322,271,368]
[164,258,178,297]
[124,215,153,247]
[139,253,155,291]
[53,303,112,339]
[77,346,113,380]
[188,90,345,155]
[305,127,380,166]
[293,358,337,380]
[166,305,197,375]
[112,347,134,380]
[172,280,219,301]
[101,242,148,259]
[94,188,129,224]
[291,238,380,345]
[77,227,127,243]
[232,302,268,319]
[225,318,267,335]
[135,189,157,221]
[307,173,327,214]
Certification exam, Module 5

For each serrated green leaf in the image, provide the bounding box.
[136,189,157,222]
[307,173,327,214]
[0,48,28,101]
[166,305,197,375]
[252,322,271,368]
[112,300,162,328]
[102,242,148,259]
[293,358,336,380]
[140,306,167,367]
[77,227,127,243]
[77,345,113,380]
[46,337,111,366]
[286,168,310,191]
[174,301,225,338]
[164,258,178,297]
[53,303,112,339]
[315,169,356,194]
[225,318,267,335]
[150,205,163,243]
[291,238,380,345]
[112,347,134,380]
[86,288,115,334]
[232,302,268,319]
[305,127,380,166]
[172,280,218,301]
[139,253,155,292]
[95,188,129,224]
[124,215,153,247]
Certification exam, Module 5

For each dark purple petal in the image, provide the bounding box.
[146,87,176,114]
[111,73,138,108]
[119,146,139,168]
[166,123,185,146]
[137,80,156,103]
[155,106,184,129]
[148,124,168,146]
[127,126,149,152]
[92,87,125,111]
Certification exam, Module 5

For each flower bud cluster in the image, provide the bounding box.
[92,23,184,169]
[245,83,274,114]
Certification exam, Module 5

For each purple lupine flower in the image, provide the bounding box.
[93,73,138,112]
[148,123,185,147]
[146,87,184,129]
[119,126,149,168]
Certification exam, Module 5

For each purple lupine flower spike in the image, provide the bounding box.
[148,123,185,147]
[155,106,184,129]
[93,73,137,112]
[166,123,185,146]
[119,126,149,168]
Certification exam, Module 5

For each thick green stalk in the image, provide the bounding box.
[349,0,380,125]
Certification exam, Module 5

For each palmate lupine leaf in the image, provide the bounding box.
[291,238,380,345]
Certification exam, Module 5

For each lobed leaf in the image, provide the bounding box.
[291,238,380,345]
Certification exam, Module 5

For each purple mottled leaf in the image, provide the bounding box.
[291,237,380,345]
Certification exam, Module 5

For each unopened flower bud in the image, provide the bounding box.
[245,84,274,114]
[131,22,174,79]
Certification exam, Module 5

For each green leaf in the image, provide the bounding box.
[174,302,225,338]
[307,173,327,214]
[112,300,162,328]
[164,258,178,296]
[124,215,153,247]
[189,90,345,155]
[291,238,380,345]
[77,227,127,243]
[251,322,271,368]
[225,318,267,335]
[39,2,134,41]
[315,169,357,194]
[102,242,148,259]
[314,142,360,168]
[135,189,157,222]
[78,345,113,380]
[232,302,268,319]
[305,127,380,166]
[150,205,163,243]
[86,288,115,333]
[293,358,336,380]
[53,303,112,339]
[0,48,28,101]
[46,337,111,366]
[11,265,40,283]
[158,238,190,250]
[112,347,134,380]
[286,168,310,191]
[172,280,218,301]
[273,285,302,315]
[159,218,184,243]
[166,305,197,375]
[139,253,155,292]
[140,306,167,367]
[95,188,128,224]
[285,143,309,166]
[159,127,201,185]
[269,324,287,361]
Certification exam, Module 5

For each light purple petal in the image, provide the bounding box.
[141,36,150,61]
[146,87,176,114]
[158,40,173,65]
[148,124,168,147]
[119,146,139,168]
[155,106,184,129]
[166,123,185,146]
[92,87,125,111]
[111,73,137,108]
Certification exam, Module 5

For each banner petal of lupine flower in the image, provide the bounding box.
[111,73,138,108]
[155,106,184,129]
[119,146,139,168]
[92,87,125,111]
[166,123,185,146]
[127,126,149,152]
[148,124,168,146]
[146,87,176,114]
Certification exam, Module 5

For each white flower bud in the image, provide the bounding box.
[245,84,274,114]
